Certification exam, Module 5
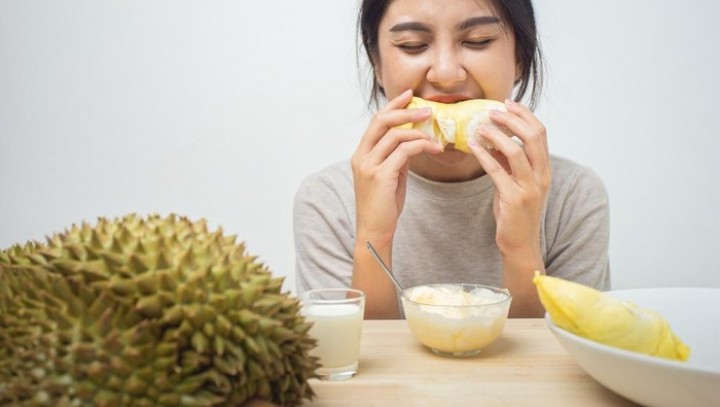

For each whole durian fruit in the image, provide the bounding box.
[0,213,319,406]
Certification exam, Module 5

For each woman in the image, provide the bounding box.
[294,0,610,318]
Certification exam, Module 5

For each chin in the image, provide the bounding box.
[425,147,481,173]
[434,145,475,163]
[412,148,484,182]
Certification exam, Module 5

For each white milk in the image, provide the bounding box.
[305,303,364,371]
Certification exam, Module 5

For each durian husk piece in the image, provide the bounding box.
[0,214,319,406]
[401,96,508,152]
[533,273,690,361]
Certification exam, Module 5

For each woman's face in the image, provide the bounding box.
[374,0,519,176]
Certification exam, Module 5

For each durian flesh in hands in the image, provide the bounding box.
[0,214,319,406]
[402,96,509,152]
[533,273,690,361]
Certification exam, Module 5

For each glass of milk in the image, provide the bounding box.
[302,288,365,381]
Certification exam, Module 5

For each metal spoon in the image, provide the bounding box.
[365,241,407,298]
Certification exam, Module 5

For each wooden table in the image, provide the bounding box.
[306,319,639,406]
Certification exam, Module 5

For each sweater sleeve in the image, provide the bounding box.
[544,159,611,290]
[293,164,356,295]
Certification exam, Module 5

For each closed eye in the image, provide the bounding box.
[396,42,429,53]
[463,38,493,49]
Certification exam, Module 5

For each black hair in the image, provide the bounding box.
[357,0,544,109]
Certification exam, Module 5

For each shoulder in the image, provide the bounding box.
[293,161,355,221]
[295,161,353,200]
[543,156,610,290]
[549,155,608,201]
[545,155,610,229]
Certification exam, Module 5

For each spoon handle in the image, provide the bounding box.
[365,241,407,297]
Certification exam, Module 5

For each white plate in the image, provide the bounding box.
[546,287,720,407]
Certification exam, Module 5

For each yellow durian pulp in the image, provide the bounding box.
[533,274,691,361]
[402,97,507,152]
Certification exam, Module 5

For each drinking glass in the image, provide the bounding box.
[302,288,365,381]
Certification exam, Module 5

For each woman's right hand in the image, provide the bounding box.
[351,89,441,246]
[351,89,440,319]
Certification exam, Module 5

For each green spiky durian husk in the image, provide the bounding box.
[0,213,319,407]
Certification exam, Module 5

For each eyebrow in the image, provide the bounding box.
[457,16,501,31]
[389,21,431,33]
[389,15,500,34]
[390,16,500,33]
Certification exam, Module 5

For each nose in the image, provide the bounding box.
[426,45,467,88]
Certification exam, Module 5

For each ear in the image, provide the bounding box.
[514,60,523,83]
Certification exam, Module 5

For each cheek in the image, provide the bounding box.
[500,67,519,96]
[378,58,428,99]
[471,54,518,98]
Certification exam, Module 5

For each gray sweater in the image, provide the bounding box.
[294,155,610,299]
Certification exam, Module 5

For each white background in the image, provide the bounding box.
[2,0,718,293]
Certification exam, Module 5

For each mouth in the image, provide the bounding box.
[423,94,473,104]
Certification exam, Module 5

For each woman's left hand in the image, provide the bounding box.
[468,99,550,317]
[468,99,550,263]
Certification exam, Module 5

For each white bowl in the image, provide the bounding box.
[546,288,720,407]
[401,283,512,357]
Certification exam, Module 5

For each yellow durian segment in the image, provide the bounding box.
[402,97,506,152]
[533,274,691,361]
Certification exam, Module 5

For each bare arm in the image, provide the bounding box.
[350,89,441,319]
[469,100,550,318]
[351,238,400,319]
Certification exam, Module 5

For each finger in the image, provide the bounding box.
[477,125,533,183]
[489,105,548,171]
[503,100,543,130]
[490,106,544,153]
[503,100,548,154]
[377,138,443,177]
[489,148,512,174]
[367,128,439,166]
[357,106,432,155]
[380,88,414,113]
[356,89,415,154]
[468,138,515,190]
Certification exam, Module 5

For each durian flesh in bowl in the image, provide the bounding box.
[546,288,720,407]
[401,283,512,357]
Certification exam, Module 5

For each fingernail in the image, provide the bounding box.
[468,138,478,148]
[415,107,432,119]
[505,99,517,106]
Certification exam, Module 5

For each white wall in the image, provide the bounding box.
[1,0,718,293]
